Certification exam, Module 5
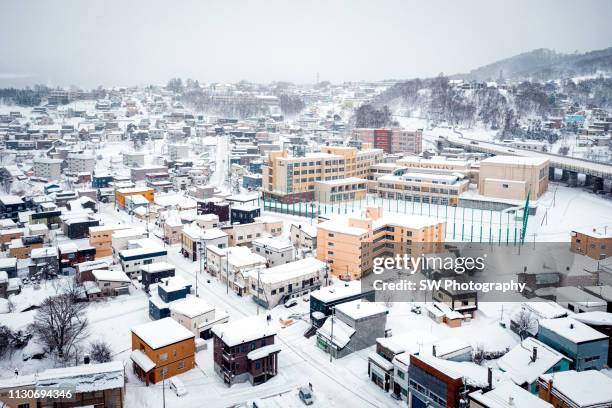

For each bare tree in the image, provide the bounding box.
[30,294,89,360]
[89,340,112,363]
[515,309,537,340]
[52,275,84,303]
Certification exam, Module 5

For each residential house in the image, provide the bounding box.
[537,317,608,371]
[76,258,113,282]
[170,296,229,339]
[252,237,294,267]
[0,258,18,279]
[118,242,167,281]
[573,311,612,366]
[148,276,192,320]
[538,370,612,408]
[206,246,267,295]
[29,246,59,278]
[92,269,131,296]
[8,235,43,259]
[212,318,280,386]
[162,217,183,244]
[309,281,375,326]
[408,354,495,408]
[230,204,261,225]
[130,318,195,385]
[316,300,388,358]
[554,286,607,313]
[469,382,553,408]
[497,337,571,394]
[247,257,326,308]
[0,361,125,408]
[290,223,317,251]
[181,224,228,261]
[570,228,611,260]
[141,262,175,293]
[89,224,132,258]
[0,195,26,222]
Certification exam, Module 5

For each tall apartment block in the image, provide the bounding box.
[262,146,383,203]
[353,128,422,154]
[316,207,445,279]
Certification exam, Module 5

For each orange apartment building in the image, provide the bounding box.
[316,207,445,279]
[130,317,196,385]
[115,187,155,209]
[89,224,132,258]
[262,146,383,203]
[571,228,612,260]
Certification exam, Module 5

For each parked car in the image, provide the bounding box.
[298,387,313,405]
[170,377,187,397]
[284,298,298,308]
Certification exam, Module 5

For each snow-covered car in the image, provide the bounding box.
[284,299,298,308]
[298,387,314,405]
[170,377,187,396]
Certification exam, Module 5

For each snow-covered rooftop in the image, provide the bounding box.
[247,343,282,360]
[170,296,215,318]
[211,317,276,347]
[498,337,570,386]
[540,370,612,406]
[92,269,131,283]
[311,281,363,303]
[470,381,553,408]
[539,317,608,343]
[130,349,156,373]
[132,317,194,349]
[317,315,355,348]
[335,300,388,320]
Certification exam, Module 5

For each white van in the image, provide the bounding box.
[169,377,187,397]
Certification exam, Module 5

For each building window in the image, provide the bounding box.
[178,361,185,369]
[255,361,261,370]
[160,352,168,361]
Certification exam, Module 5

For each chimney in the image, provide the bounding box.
[487,367,493,390]
[432,345,437,357]
[531,347,538,362]
[508,396,514,406]
[570,323,574,329]
[546,379,554,402]
[166,279,169,286]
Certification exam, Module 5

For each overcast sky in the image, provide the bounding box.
[1,0,611,88]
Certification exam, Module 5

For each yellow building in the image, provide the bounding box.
[316,207,445,279]
[478,156,549,201]
[262,147,383,203]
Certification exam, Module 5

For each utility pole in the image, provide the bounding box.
[329,306,335,363]
[257,267,261,316]
[162,369,166,408]
[226,253,230,294]
[196,239,202,297]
